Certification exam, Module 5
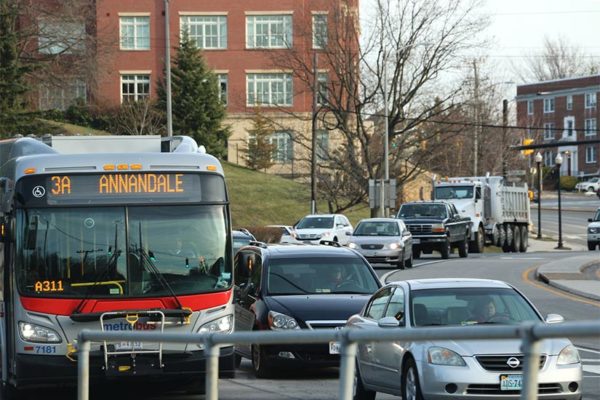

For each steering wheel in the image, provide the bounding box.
[486,313,513,323]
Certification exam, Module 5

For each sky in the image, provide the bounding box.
[360,0,600,92]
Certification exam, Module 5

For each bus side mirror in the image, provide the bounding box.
[0,217,11,243]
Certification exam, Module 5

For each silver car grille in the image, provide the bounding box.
[467,383,562,395]
[360,244,384,250]
[297,234,321,240]
[475,354,546,371]
[407,224,432,234]
[305,320,346,330]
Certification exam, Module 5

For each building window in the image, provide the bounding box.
[317,72,328,106]
[543,151,554,167]
[527,100,533,115]
[180,15,227,49]
[38,18,85,54]
[120,16,150,50]
[566,95,573,110]
[246,15,292,49]
[543,97,554,113]
[585,118,597,137]
[269,131,293,163]
[585,92,597,108]
[246,73,293,106]
[316,130,329,161]
[312,14,328,49]
[121,74,150,102]
[565,118,574,137]
[217,74,228,105]
[543,123,554,140]
[586,146,597,164]
[39,81,87,111]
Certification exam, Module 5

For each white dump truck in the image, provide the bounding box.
[432,175,531,253]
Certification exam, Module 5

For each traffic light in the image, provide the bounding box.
[522,138,534,156]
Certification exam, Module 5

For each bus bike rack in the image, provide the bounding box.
[99,310,165,374]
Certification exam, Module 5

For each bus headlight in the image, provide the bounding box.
[18,322,61,343]
[199,315,233,334]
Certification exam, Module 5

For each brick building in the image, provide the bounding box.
[516,75,600,178]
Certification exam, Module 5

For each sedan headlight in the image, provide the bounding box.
[557,344,580,365]
[268,311,300,330]
[19,322,61,343]
[389,243,402,250]
[199,315,233,334]
[348,243,358,249]
[589,227,599,234]
[427,346,466,366]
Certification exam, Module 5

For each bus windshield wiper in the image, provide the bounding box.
[137,246,186,313]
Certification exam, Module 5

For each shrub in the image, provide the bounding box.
[559,176,578,191]
[247,226,282,244]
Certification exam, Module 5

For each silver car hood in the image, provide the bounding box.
[420,337,573,357]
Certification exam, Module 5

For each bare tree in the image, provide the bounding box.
[272,0,487,213]
[110,99,165,136]
[519,36,596,82]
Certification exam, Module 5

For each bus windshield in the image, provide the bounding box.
[16,205,232,298]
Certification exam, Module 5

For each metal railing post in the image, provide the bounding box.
[77,338,91,400]
[519,323,541,400]
[204,337,220,400]
[338,331,357,400]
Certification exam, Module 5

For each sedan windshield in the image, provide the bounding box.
[410,287,541,327]
[17,205,232,298]
[296,216,334,229]
[354,221,399,236]
[267,257,379,295]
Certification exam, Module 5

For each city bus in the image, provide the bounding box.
[0,135,234,396]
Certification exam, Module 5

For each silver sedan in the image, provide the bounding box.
[347,218,413,269]
[347,278,582,400]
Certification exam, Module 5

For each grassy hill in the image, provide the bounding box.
[223,162,371,228]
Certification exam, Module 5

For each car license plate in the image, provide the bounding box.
[115,341,143,351]
[412,238,420,244]
[329,341,340,354]
[500,374,522,391]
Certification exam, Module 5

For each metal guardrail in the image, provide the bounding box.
[77,319,600,400]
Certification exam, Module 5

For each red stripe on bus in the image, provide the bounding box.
[20,290,232,316]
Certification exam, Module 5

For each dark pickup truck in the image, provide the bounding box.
[396,201,471,259]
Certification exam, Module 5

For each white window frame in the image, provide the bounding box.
[543,123,554,140]
[566,95,573,110]
[543,97,555,113]
[317,72,328,106]
[38,18,86,55]
[312,13,328,49]
[119,15,150,50]
[246,73,293,107]
[39,80,87,111]
[585,92,597,108]
[316,129,329,161]
[246,15,292,49]
[120,74,151,103]
[564,117,575,138]
[585,118,597,137]
[269,131,293,163]
[527,100,533,115]
[180,15,227,49]
[217,74,228,105]
[586,146,597,164]
[543,151,554,167]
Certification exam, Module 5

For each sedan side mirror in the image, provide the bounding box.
[345,231,352,236]
[545,314,564,324]
[377,316,400,328]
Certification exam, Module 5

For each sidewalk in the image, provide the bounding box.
[528,236,600,302]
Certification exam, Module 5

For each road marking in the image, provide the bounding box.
[578,347,600,355]
[501,257,545,260]
[584,365,600,374]
[522,266,600,307]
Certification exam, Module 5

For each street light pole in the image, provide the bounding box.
[164,0,173,137]
[555,153,564,249]
[535,152,542,239]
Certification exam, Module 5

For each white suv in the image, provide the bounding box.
[575,177,600,192]
[294,214,353,245]
[588,207,600,251]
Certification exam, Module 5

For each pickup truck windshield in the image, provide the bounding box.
[398,204,447,219]
[435,186,474,200]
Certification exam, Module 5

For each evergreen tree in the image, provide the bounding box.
[244,108,276,171]
[157,35,229,158]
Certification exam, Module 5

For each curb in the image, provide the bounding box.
[543,279,600,302]
[536,260,600,302]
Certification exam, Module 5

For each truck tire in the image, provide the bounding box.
[519,226,528,252]
[502,225,513,253]
[512,225,521,252]
[496,224,505,248]
[458,237,469,258]
[440,240,451,259]
[589,242,597,251]
[469,225,485,253]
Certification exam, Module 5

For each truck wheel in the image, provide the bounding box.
[440,240,451,259]
[512,225,521,252]
[458,237,468,258]
[497,225,506,248]
[469,226,485,253]
[519,226,528,252]
[502,225,513,253]
[589,242,597,251]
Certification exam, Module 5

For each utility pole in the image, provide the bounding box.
[502,99,508,179]
[472,60,480,176]
[310,51,318,214]
[380,52,389,218]
[164,0,173,137]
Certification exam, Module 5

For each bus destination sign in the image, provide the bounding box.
[50,173,186,196]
